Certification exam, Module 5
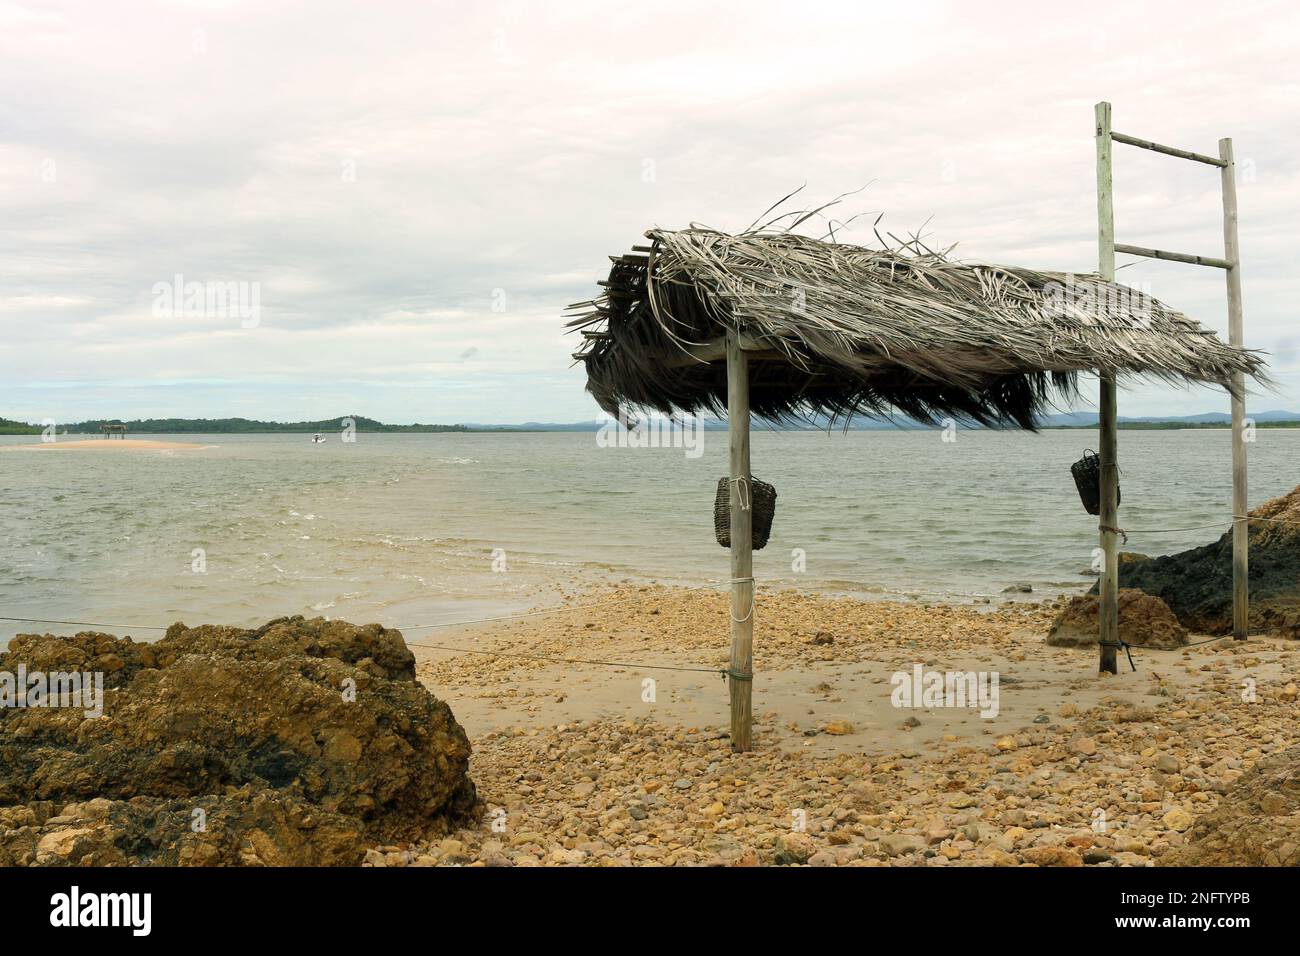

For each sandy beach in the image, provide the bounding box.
[365,585,1299,866]
[4,439,208,451]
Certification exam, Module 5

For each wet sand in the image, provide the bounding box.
[367,585,1297,866]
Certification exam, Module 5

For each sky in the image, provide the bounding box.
[1,0,1297,425]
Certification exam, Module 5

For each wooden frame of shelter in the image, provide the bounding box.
[568,109,1266,753]
[1094,101,1251,658]
[99,423,128,439]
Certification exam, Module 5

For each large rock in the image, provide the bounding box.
[1160,745,1300,866]
[1046,588,1187,648]
[0,616,476,866]
[1116,485,1300,637]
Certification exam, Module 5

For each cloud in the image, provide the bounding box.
[1,0,1297,423]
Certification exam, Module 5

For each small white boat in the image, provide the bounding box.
[311,433,326,443]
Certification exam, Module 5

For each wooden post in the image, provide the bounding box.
[1220,137,1249,641]
[726,330,754,751]
[1098,375,1120,675]
[1095,101,1120,675]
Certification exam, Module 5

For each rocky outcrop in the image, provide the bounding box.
[1160,745,1300,866]
[1116,485,1300,637]
[1046,588,1188,648]
[0,617,476,866]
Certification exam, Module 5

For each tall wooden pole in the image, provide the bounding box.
[1095,101,1120,675]
[726,330,754,751]
[1098,374,1120,675]
[1220,137,1249,641]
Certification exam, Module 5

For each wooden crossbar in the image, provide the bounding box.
[1110,131,1228,167]
[1114,243,1232,270]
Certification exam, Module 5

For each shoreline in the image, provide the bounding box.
[0,576,1059,647]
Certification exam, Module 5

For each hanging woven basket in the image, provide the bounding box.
[1071,449,1120,516]
[714,476,777,550]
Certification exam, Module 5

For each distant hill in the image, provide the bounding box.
[1039,410,1300,429]
[0,418,41,435]
[1,416,469,434]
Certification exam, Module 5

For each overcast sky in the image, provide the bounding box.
[2,0,1297,425]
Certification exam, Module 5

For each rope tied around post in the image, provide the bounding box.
[729,576,756,623]
[1098,638,1137,672]
[729,598,756,624]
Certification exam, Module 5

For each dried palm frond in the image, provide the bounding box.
[566,222,1268,429]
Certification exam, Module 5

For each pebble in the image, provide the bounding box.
[881,833,925,857]
[774,832,815,865]
[922,818,950,844]
[1022,846,1083,867]
[1155,753,1182,774]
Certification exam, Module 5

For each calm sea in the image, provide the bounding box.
[2,428,1296,642]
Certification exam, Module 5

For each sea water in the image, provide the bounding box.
[2,428,1295,642]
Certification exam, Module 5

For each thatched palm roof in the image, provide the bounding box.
[566,226,1268,428]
